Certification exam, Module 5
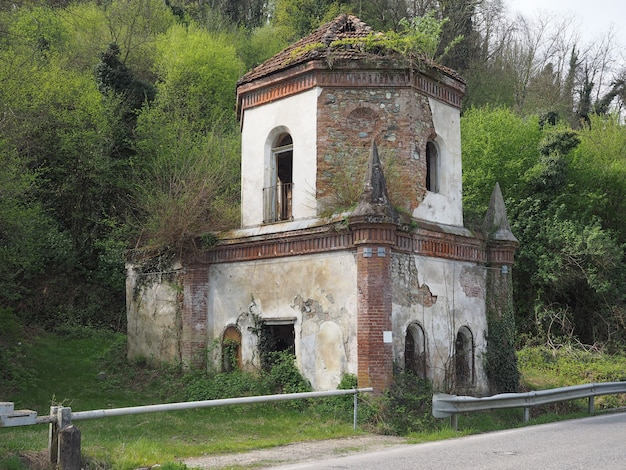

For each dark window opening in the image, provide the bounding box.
[426,141,439,193]
[260,322,295,370]
[405,323,427,378]
[264,133,293,223]
[455,326,474,387]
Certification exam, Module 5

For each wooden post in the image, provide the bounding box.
[59,425,81,470]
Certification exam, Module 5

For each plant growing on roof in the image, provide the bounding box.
[330,12,461,61]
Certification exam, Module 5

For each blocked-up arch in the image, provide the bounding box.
[222,325,242,372]
[455,325,474,386]
[405,322,427,378]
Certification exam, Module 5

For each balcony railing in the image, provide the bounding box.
[263,182,293,223]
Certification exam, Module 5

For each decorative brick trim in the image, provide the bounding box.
[396,231,487,263]
[185,222,501,267]
[237,72,317,113]
[237,63,464,118]
[485,241,517,265]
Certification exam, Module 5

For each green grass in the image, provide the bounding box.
[0,331,361,469]
[3,332,626,469]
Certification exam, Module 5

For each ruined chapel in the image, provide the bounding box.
[126,14,518,394]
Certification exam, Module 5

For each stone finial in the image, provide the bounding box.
[351,141,399,223]
[483,182,517,242]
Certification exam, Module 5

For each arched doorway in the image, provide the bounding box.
[455,326,474,387]
[405,322,427,378]
[222,325,242,372]
[264,133,293,223]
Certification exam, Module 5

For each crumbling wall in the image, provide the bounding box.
[126,258,183,364]
[391,252,489,394]
[207,251,358,390]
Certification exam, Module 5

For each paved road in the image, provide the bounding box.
[273,412,626,469]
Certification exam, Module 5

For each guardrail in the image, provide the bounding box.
[1,388,373,470]
[432,381,626,430]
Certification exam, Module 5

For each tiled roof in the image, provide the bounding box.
[238,14,372,85]
[237,14,464,86]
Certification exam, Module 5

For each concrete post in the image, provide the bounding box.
[59,425,81,470]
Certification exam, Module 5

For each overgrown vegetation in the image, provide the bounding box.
[2,0,626,464]
[4,331,625,469]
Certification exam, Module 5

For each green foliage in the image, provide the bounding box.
[152,23,244,131]
[184,351,311,401]
[235,24,290,70]
[370,370,437,435]
[185,370,266,400]
[272,0,347,41]
[464,107,626,348]
[133,122,241,250]
[519,346,626,404]
[328,12,453,62]
[263,351,312,394]
[461,107,543,227]
[486,307,519,393]
[0,308,35,395]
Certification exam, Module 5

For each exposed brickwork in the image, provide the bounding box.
[391,253,437,308]
[350,222,396,392]
[316,86,433,214]
[187,221,485,266]
[181,265,209,368]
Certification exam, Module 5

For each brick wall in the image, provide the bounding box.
[352,223,396,392]
[181,265,209,367]
[316,86,434,215]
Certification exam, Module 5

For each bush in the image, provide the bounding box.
[366,371,438,435]
[185,370,265,400]
[262,351,311,395]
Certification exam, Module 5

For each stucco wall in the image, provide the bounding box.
[126,262,182,364]
[240,87,319,228]
[391,253,489,394]
[412,97,463,226]
[207,251,358,390]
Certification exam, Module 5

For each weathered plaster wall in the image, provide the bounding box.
[207,251,358,390]
[240,87,319,228]
[412,97,463,226]
[126,262,182,364]
[390,253,489,394]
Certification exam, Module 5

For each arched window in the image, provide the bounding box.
[405,322,427,378]
[222,326,242,372]
[426,141,439,193]
[264,133,293,223]
[455,326,474,387]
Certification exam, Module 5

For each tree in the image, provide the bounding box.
[132,23,244,250]
[152,23,244,131]
[463,107,626,347]
[461,107,542,225]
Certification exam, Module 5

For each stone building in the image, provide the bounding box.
[126,14,517,395]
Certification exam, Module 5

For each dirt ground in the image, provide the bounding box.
[182,434,408,469]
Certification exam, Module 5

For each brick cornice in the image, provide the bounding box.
[236,60,465,120]
[184,221,503,266]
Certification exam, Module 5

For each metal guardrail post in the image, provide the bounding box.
[588,396,595,414]
[353,392,358,431]
[450,413,458,431]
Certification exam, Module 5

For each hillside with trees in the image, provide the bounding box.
[1,0,625,387]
